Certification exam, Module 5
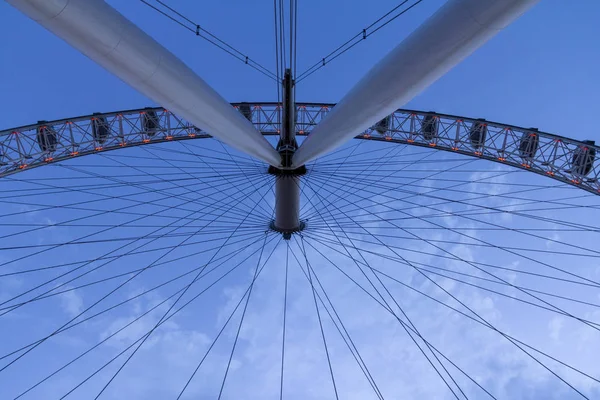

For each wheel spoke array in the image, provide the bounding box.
[0,132,599,399]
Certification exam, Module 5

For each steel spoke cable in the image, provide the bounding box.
[13,232,277,399]
[97,154,264,172]
[304,229,600,327]
[296,0,424,83]
[90,172,276,398]
[311,169,600,212]
[0,171,272,273]
[301,233,600,389]
[216,234,269,399]
[309,174,600,286]
[304,143,454,222]
[302,182,466,399]
[297,236,340,400]
[299,137,375,217]
[0,169,269,236]
[279,241,289,400]
[307,177,600,333]
[175,235,281,399]
[139,0,279,81]
[303,146,438,222]
[305,228,600,291]
[157,139,267,166]
[0,229,266,314]
[56,231,278,400]
[309,170,600,234]
[0,176,272,320]
[304,154,502,222]
[286,241,385,400]
[306,227,600,310]
[5,231,276,373]
[305,238,481,400]
[189,140,274,220]
[99,151,274,222]
[304,209,600,259]
[300,231,594,396]
[304,184,595,397]
[301,140,405,220]
[0,174,274,369]
[0,227,266,280]
[305,178,462,397]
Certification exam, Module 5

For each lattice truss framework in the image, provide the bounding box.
[1,103,598,193]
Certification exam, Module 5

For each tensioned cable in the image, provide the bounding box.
[89,169,276,398]
[0,174,275,368]
[5,232,276,374]
[301,184,467,399]
[300,209,591,398]
[298,236,340,400]
[302,234,597,393]
[217,234,269,399]
[304,181,594,397]
[288,240,385,400]
[304,229,600,326]
[279,241,289,400]
[304,232,600,391]
[174,235,281,399]
[310,174,600,287]
[296,0,425,83]
[306,174,600,328]
[139,0,279,82]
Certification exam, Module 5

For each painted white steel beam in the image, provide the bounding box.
[6,0,281,166]
[292,0,539,167]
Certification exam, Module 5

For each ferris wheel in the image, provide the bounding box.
[1,0,600,399]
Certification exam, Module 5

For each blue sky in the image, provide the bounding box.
[1,1,600,399]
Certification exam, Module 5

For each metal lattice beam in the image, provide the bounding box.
[1,103,598,194]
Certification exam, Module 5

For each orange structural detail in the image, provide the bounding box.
[70,151,79,156]
[44,157,53,162]
[474,151,482,156]
[428,143,436,147]
[119,142,126,147]
[19,164,27,169]
[385,136,392,141]
[166,136,174,140]
[188,133,196,138]
[143,139,151,143]
[546,171,555,176]
[407,139,415,143]
[498,157,506,161]
[95,147,103,151]
[521,163,531,168]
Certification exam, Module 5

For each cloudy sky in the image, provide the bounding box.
[1,0,600,399]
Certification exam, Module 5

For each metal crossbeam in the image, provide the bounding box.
[1,103,598,194]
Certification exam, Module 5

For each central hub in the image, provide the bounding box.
[270,68,304,239]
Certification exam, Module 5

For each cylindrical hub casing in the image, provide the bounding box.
[274,176,301,232]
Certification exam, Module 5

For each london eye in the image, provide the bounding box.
[1,0,599,399]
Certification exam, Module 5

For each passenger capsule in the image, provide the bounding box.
[373,116,391,135]
[92,114,110,145]
[142,109,160,137]
[571,140,596,176]
[36,121,58,152]
[421,115,438,141]
[239,103,253,122]
[519,129,539,159]
[469,119,487,149]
